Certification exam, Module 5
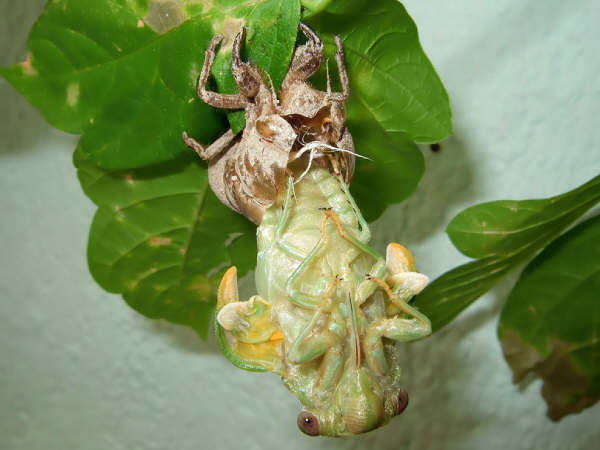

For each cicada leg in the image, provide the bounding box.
[287,277,339,360]
[287,279,345,389]
[327,35,350,102]
[282,23,324,87]
[197,34,249,109]
[286,202,383,309]
[315,205,390,307]
[285,209,336,309]
[363,244,432,376]
[215,267,284,373]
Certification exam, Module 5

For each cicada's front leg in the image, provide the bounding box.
[216,267,284,373]
[363,244,432,376]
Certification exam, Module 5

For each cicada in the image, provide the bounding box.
[184,23,432,437]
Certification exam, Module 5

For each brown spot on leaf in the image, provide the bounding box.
[19,53,37,76]
[124,174,134,184]
[150,236,172,247]
[501,329,600,421]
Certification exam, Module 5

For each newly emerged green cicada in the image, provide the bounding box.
[184,23,432,437]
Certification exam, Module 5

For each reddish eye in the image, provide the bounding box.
[397,389,409,415]
[297,411,320,436]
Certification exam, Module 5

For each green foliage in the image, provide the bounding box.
[499,215,600,420]
[74,148,256,338]
[307,0,453,143]
[415,175,600,331]
[347,110,424,222]
[413,175,600,420]
[2,0,451,336]
[0,0,225,169]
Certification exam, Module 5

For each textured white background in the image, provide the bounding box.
[1,1,599,449]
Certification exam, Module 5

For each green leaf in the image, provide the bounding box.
[415,175,600,331]
[348,100,424,222]
[74,147,256,338]
[300,0,333,18]
[0,0,301,169]
[498,215,600,420]
[447,177,600,258]
[1,0,228,169]
[307,0,452,143]
[210,0,301,133]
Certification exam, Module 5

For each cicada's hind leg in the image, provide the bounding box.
[215,267,284,373]
[363,244,432,376]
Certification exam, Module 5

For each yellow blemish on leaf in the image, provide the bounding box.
[189,283,212,298]
[180,248,187,255]
[89,117,95,124]
[137,19,145,28]
[150,236,173,246]
[145,0,186,34]
[124,173,134,184]
[66,82,79,107]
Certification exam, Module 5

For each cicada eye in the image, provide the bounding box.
[297,411,319,436]
[396,389,409,415]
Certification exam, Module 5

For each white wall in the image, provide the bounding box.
[1,1,599,449]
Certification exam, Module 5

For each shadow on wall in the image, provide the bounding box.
[143,317,222,355]
[0,85,59,154]
[0,0,51,155]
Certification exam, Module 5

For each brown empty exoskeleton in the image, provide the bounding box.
[183,23,355,224]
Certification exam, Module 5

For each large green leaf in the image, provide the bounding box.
[210,0,301,133]
[498,215,600,420]
[414,175,600,331]
[0,0,300,169]
[447,178,600,258]
[74,148,256,338]
[1,0,223,169]
[307,0,452,143]
[348,101,424,222]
